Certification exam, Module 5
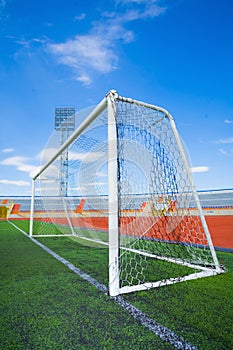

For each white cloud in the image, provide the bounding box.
[47,0,166,85]
[224,119,233,124]
[219,148,233,157]
[76,74,92,85]
[0,155,40,177]
[117,5,166,21]
[7,0,166,87]
[0,156,29,166]
[2,148,14,153]
[216,137,233,144]
[15,37,48,50]
[48,33,118,85]
[17,164,41,176]
[69,150,105,162]
[74,13,86,21]
[0,179,30,187]
[190,166,209,173]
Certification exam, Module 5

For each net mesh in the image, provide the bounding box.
[32,107,109,243]
[115,100,217,291]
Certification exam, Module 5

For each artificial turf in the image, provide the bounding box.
[0,221,173,350]
[1,220,233,349]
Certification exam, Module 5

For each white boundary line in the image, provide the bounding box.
[9,220,197,350]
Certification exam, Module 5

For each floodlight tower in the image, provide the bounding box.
[55,107,75,196]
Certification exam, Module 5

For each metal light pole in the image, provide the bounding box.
[55,107,75,196]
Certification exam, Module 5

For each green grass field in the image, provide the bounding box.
[1,220,233,349]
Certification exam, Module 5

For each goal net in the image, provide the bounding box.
[30,90,223,296]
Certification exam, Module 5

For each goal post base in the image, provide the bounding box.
[118,268,223,295]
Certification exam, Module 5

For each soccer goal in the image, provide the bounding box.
[29,90,223,296]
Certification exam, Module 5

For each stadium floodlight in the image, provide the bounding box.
[55,106,75,196]
[29,90,224,297]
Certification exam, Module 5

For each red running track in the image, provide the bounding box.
[206,216,233,250]
[12,214,233,250]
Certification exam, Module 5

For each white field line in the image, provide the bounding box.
[8,220,197,350]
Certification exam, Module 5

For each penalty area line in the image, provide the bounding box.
[9,221,197,350]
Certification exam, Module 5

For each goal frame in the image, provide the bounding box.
[29,90,222,297]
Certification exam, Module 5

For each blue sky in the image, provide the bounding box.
[0,0,233,196]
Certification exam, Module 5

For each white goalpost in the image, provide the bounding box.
[29,90,223,296]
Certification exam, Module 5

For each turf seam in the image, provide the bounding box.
[9,220,197,350]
